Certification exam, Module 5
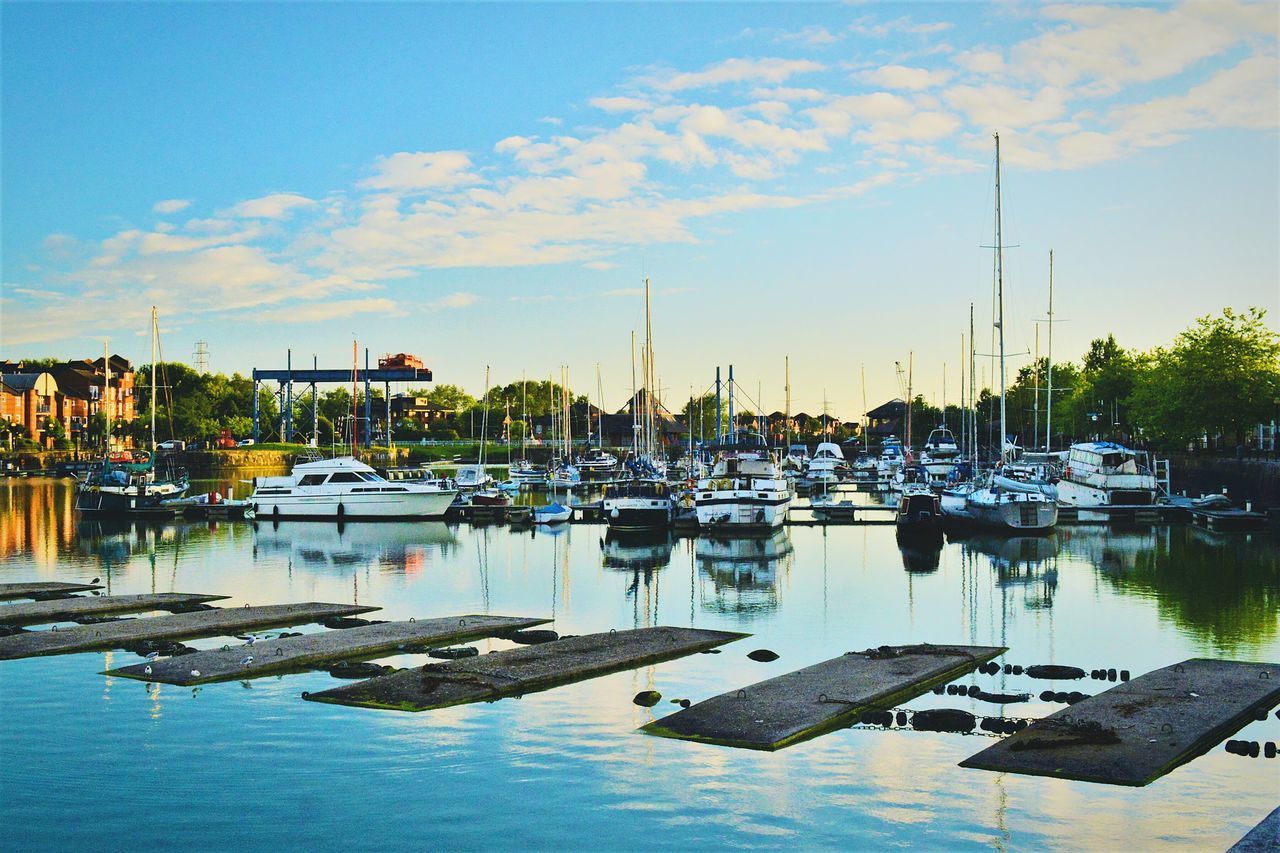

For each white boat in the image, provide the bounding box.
[575,448,619,472]
[249,456,457,520]
[783,443,810,473]
[533,501,574,524]
[603,479,673,530]
[695,440,793,531]
[876,436,906,477]
[454,465,494,491]
[548,463,582,489]
[507,459,546,484]
[940,481,977,519]
[920,427,960,479]
[806,441,845,484]
[965,478,1058,531]
[1056,442,1160,507]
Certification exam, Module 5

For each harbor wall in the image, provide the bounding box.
[1168,453,1280,507]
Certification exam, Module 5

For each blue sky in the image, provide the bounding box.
[3,1,1277,415]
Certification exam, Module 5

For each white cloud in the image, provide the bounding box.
[590,96,654,112]
[428,291,481,310]
[859,65,953,90]
[943,84,1070,130]
[650,58,824,92]
[776,25,842,46]
[360,151,481,191]
[228,192,316,219]
[153,198,192,214]
[252,298,399,324]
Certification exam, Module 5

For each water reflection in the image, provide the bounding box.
[696,529,793,617]
[601,531,674,628]
[896,528,944,574]
[252,520,459,573]
[1068,525,1280,654]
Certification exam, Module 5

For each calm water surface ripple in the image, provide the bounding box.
[1,479,1277,851]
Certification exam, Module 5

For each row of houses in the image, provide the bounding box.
[0,357,136,448]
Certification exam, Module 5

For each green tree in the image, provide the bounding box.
[1130,307,1280,449]
[680,393,727,443]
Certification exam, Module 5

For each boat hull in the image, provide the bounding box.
[966,497,1058,531]
[604,497,672,531]
[75,486,185,517]
[695,492,791,530]
[1056,478,1155,507]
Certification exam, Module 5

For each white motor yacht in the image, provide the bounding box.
[695,440,793,531]
[250,456,457,520]
[454,464,494,491]
[1056,442,1160,507]
[806,441,845,484]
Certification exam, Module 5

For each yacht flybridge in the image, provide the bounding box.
[250,456,457,520]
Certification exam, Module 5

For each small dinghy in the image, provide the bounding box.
[533,502,573,524]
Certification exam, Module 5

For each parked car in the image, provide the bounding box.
[238,438,255,447]
[156,440,185,452]
[215,429,237,449]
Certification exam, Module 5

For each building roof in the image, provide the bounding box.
[1,373,57,393]
[866,399,907,419]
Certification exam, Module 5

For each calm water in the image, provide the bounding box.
[1,477,1277,851]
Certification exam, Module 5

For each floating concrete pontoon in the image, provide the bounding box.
[0,593,229,627]
[105,614,549,685]
[960,658,1280,786]
[642,644,1005,750]
[0,602,378,660]
[304,626,746,711]
[0,582,103,601]
[1230,806,1280,853]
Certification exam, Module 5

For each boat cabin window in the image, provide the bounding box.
[327,472,363,484]
[298,474,327,487]
[356,472,381,482]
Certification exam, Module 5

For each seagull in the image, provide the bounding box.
[145,651,160,661]
[144,665,152,675]
[239,655,254,666]
[245,636,256,646]
[190,669,201,678]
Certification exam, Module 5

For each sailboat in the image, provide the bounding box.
[963,134,1057,532]
[75,308,191,516]
[605,280,673,530]
[465,366,508,506]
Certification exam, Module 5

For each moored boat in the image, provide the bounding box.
[695,438,793,532]
[1056,442,1160,507]
[249,456,457,520]
[603,478,673,531]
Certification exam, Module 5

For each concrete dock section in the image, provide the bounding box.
[0,602,379,660]
[641,644,1005,751]
[0,582,103,600]
[105,614,550,685]
[1230,805,1280,853]
[0,592,229,627]
[960,658,1280,786]
[304,626,747,711]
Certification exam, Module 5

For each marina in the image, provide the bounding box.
[3,2,1278,847]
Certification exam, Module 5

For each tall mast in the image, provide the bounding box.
[103,339,111,452]
[1046,249,1054,452]
[643,278,655,458]
[969,303,977,468]
[784,356,791,449]
[481,365,491,467]
[595,363,604,450]
[860,363,868,451]
[994,132,1008,465]
[351,340,358,457]
[906,351,913,451]
[521,372,527,458]
[942,362,947,430]
[1033,324,1040,450]
[629,332,638,457]
[150,306,157,451]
